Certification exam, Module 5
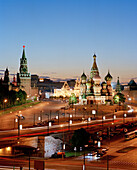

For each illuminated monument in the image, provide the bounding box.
[54,54,113,104]
[79,54,113,104]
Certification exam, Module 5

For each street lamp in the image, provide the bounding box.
[67,113,72,143]
[87,117,91,128]
[56,110,60,124]
[15,115,25,140]
[45,114,51,135]
[92,110,96,118]
[113,115,116,123]
[3,99,8,114]
[83,145,88,170]
[102,115,105,129]
[123,113,127,124]
[60,124,65,159]
[40,110,44,122]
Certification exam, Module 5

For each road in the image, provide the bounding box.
[0,100,66,130]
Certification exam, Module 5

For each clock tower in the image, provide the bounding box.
[19,46,31,96]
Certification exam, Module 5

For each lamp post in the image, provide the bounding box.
[132,110,133,122]
[60,124,65,159]
[3,99,7,114]
[83,145,88,170]
[102,115,105,129]
[67,113,72,143]
[92,110,96,119]
[45,114,52,135]
[123,113,127,124]
[15,114,25,140]
[87,117,91,128]
[56,110,60,124]
[40,110,44,122]
[67,113,72,130]
[113,115,116,123]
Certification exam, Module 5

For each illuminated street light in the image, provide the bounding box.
[56,110,60,124]
[83,145,88,170]
[123,113,127,123]
[88,117,91,122]
[70,120,72,124]
[20,124,22,130]
[113,115,116,123]
[15,115,25,140]
[92,110,96,119]
[3,99,8,114]
[124,113,127,117]
[49,122,52,127]
[102,115,105,130]
[113,115,116,119]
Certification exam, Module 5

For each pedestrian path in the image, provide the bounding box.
[0,166,55,170]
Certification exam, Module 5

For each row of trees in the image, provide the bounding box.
[0,89,27,109]
[68,92,126,105]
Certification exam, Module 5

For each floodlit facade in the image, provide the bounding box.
[54,54,114,104]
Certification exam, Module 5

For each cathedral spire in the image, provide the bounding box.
[90,54,99,79]
[116,77,121,93]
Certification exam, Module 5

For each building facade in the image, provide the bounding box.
[54,54,114,104]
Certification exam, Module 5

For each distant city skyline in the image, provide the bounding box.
[0,0,137,83]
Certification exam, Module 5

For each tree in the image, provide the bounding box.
[22,90,27,101]
[71,128,90,150]
[9,90,17,105]
[113,92,126,104]
[69,93,77,105]
[17,89,27,104]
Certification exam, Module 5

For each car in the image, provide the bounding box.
[96,152,105,157]
[101,147,109,152]
[88,151,97,156]
[51,152,65,158]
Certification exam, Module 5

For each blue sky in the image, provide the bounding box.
[0,0,137,82]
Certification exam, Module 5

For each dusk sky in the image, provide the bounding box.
[0,0,137,82]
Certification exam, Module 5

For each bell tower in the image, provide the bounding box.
[19,46,31,96]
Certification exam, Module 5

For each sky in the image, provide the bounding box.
[0,0,137,82]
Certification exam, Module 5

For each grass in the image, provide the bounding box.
[65,151,89,157]
[0,101,40,116]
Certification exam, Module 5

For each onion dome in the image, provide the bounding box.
[93,74,101,81]
[92,54,98,70]
[105,70,113,81]
[102,81,107,85]
[81,72,87,80]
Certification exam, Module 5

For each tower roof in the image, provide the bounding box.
[128,79,136,86]
[92,54,98,71]
[105,70,113,81]
[22,45,26,59]
[90,54,99,79]
[81,72,87,80]
[116,77,121,93]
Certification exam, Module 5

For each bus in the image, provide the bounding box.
[125,130,137,140]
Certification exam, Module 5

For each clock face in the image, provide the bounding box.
[23,67,27,73]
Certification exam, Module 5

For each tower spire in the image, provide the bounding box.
[116,77,121,93]
[22,45,26,59]
[90,54,99,79]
